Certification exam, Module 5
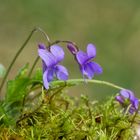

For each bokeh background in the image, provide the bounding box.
[0,0,140,100]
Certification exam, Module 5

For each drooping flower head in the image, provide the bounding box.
[38,44,68,89]
[67,43,102,79]
[116,89,139,114]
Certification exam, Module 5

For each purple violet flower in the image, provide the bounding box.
[116,89,139,114]
[38,44,68,89]
[74,43,102,79]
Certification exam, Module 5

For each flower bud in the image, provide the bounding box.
[67,43,78,55]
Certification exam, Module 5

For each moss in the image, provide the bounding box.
[0,91,137,139]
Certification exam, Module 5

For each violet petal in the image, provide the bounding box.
[47,68,54,82]
[90,62,103,75]
[76,50,88,65]
[87,43,96,58]
[83,62,95,79]
[38,43,47,50]
[38,48,55,67]
[133,98,139,109]
[42,61,47,73]
[120,89,130,99]
[50,45,64,63]
[43,70,49,89]
[55,65,68,80]
[129,107,135,114]
[116,95,124,104]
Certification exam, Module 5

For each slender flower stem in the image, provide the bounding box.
[49,84,66,104]
[37,27,51,46]
[28,56,40,77]
[0,27,51,94]
[51,40,79,51]
[28,28,52,77]
[51,79,124,90]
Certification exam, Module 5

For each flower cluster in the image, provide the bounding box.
[38,41,139,114]
[38,43,102,89]
[116,89,139,114]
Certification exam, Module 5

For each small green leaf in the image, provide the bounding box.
[6,77,30,102]
[16,63,29,79]
[32,68,42,81]
[30,68,43,86]
[4,64,31,125]
[0,64,6,78]
[6,64,30,102]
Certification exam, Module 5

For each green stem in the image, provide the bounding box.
[28,56,40,77]
[51,40,79,51]
[51,79,124,90]
[27,27,52,77]
[49,83,67,104]
[37,27,51,46]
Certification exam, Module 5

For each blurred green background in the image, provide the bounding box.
[0,0,140,100]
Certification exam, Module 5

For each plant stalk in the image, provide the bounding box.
[51,79,124,90]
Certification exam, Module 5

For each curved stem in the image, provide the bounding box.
[51,79,124,90]
[27,27,52,77]
[51,40,79,51]
[37,27,51,46]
